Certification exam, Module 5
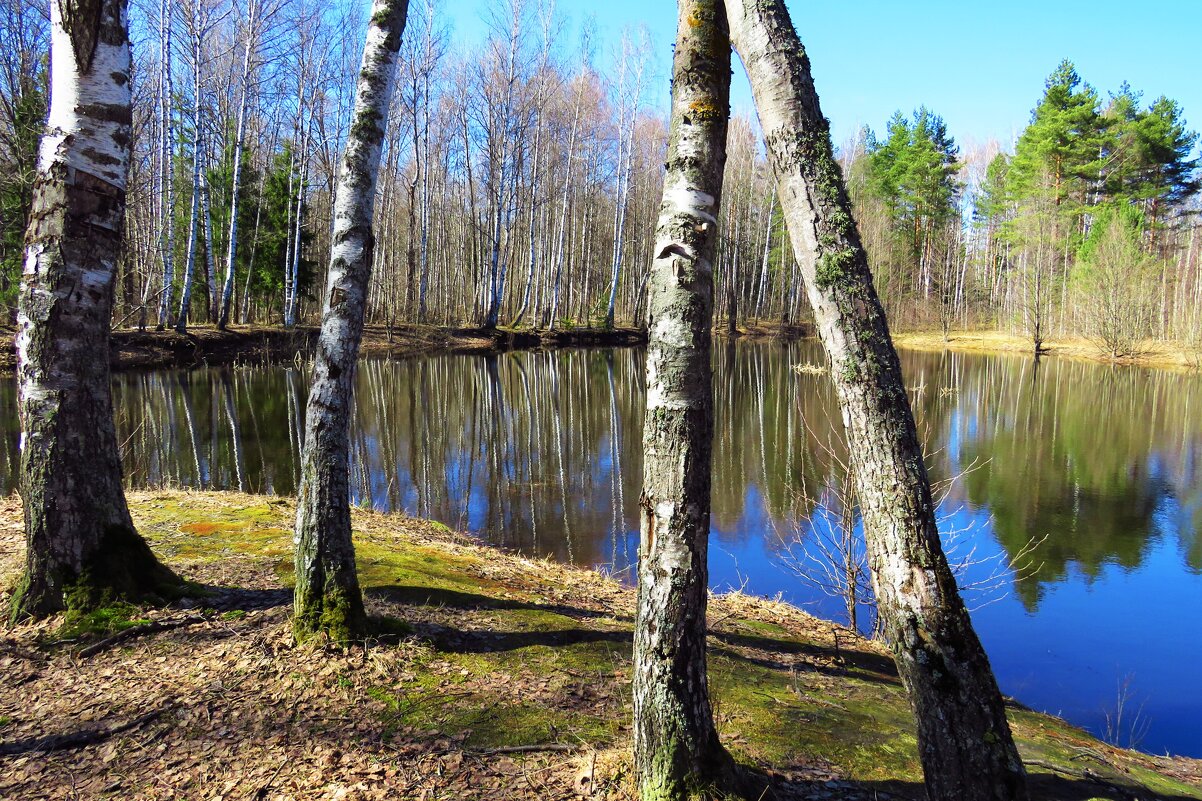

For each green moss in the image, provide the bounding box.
[56,601,150,640]
[89,493,1202,800]
[293,580,367,646]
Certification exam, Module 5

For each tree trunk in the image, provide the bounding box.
[633,2,735,798]
[11,0,178,620]
[175,10,204,334]
[218,0,257,330]
[292,0,408,644]
[155,0,176,330]
[724,3,1029,800]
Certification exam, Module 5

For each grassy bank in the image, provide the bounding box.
[1,492,1198,800]
[893,330,1202,371]
[0,324,648,375]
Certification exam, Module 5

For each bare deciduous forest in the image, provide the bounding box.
[2,0,1198,349]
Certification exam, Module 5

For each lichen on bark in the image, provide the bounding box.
[633,1,748,799]
[725,1,1030,799]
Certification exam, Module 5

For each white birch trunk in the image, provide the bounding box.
[217,0,257,329]
[175,2,205,333]
[292,0,409,643]
[13,0,178,618]
[156,0,177,329]
[633,2,740,797]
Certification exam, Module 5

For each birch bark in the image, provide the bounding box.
[633,2,735,798]
[217,0,257,330]
[155,0,177,329]
[724,2,1029,799]
[292,0,408,643]
[12,0,178,619]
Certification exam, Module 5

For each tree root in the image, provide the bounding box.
[79,615,208,657]
[0,704,175,756]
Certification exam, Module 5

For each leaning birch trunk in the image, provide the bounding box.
[292,0,408,643]
[11,0,178,619]
[633,2,735,797]
[723,2,1029,800]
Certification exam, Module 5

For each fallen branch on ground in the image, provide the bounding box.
[0,704,175,756]
[465,743,585,756]
[1025,758,1150,797]
[79,615,209,657]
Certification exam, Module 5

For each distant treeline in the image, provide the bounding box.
[1,1,1198,349]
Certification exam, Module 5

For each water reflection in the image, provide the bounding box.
[1,342,1200,755]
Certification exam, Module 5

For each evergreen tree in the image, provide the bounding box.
[1102,84,1199,230]
[1008,60,1104,213]
[865,106,962,317]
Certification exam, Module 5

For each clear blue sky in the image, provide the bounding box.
[444,0,1202,154]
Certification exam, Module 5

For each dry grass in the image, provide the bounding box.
[893,330,1202,371]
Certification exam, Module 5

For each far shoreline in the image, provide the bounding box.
[891,330,1202,372]
[1,322,1197,376]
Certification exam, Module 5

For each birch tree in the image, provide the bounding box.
[11,0,178,618]
[603,28,648,330]
[723,2,1029,799]
[633,1,736,797]
[293,0,408,643]
[155,0,178,329]
[174,0,211,333]
[217,0,261,329]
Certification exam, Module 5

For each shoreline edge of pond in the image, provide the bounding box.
[1,489,1200,798]
[2,323,1197,376]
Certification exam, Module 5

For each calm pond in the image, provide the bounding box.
[2,341,1200,757]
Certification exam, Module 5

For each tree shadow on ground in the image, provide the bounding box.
[771,774,1200,801]
[362,583,898,687]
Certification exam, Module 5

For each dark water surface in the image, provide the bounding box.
[2,342,1200,756]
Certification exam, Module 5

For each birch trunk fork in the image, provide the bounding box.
[292,0,409,643]
[724,2,1029,799]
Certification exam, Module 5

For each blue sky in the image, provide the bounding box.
[443,0,1202,154]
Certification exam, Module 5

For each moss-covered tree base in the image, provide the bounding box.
[638,744,767,801]
[292,583,369,646]
[8,524,183,624]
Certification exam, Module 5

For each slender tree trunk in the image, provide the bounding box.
[201,148,218,322]
[218,0,257,330]
[292,0,408,644]
[11,0,178,620]
[724,3,1029,800]
[156,0,177,330]
[176,8,205,334]
[633,3,735,798]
